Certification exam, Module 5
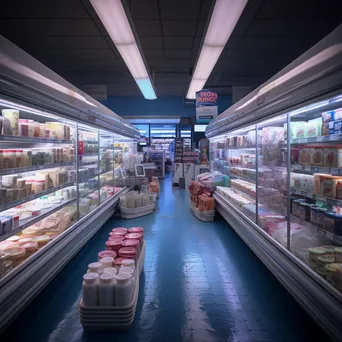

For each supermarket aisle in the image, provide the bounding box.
[3,174,328,342]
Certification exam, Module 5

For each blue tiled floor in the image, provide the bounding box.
[2,174,329,342]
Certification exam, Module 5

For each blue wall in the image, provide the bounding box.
[101,95,232,118]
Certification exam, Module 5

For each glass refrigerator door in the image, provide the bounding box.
[99,130,114,204]
[0,101,78,274]
[289,95,342,292]
[77,124,99,218]
[114,134,139,187]
[257,114,288,243]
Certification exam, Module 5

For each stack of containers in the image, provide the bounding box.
[79,226,145,330]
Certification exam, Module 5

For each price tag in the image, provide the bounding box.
[316,136,323,142]
[300,191,307,196]
[330,134,337,141]
[322,135,330,141]
[331,168,339,176]
[304,166,311,172]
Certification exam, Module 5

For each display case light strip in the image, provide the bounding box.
[186,0,248,99]
[90,0,157,100]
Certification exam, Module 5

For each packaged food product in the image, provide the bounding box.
[333,120,342,134]
[298,148,310,165]
[335,248,342,263]
[82,272,99,306]
[97,250,117,261]
[322,122,330,136]
[322,109,342,123]
[2,109,19,136]
[31,235,50,245]
[325,263,342,290]
[309,247,326,270]
[307,118,322,138]
[310,147,324,166]
[323,211,342,235]
[323,147,338,167]
[21,242,38,254]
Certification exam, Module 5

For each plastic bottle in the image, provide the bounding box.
[82,272,99,306]
[99,257,114,268]
[115,272,133,306]
[99,273,116,306]
[119,266,135,285]
[15,149,23,167]
[102,267,117,275]
[87,262,103,274]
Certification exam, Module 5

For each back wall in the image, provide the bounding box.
[101,95,232,118]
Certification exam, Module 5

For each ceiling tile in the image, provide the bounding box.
[144,50,165,60]
[131,0,159,19]
[200,0,213,19]
[196,20,207,37]
[162,20,197,36]
[140,37,164,49]
[0,0,89,18]
[164,37,193,49]
[134,20,161,36]
[159,0,201,19]
[165,50,192,59]
[46,37,109,50]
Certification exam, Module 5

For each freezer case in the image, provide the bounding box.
[0,36,139,332]
[207,25,342,341]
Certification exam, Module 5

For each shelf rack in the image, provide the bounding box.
[0,162,75,176]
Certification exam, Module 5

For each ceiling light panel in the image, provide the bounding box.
[90,0,156,100]
[186,0,248,99]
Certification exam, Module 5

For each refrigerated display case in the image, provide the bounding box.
[0,36,140,332]
[206,25,342,341]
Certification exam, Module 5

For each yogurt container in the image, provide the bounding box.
[335,247,342,263]
[309,247,326,270]
[97,250,117,261]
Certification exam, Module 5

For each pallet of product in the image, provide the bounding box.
[120,202,155,219]
[189,201,215,222]
[79,241,146,330]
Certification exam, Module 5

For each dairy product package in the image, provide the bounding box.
[294,122,307,139]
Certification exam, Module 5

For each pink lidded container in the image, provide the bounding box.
[106,240,122,252]
[98,250,117,261]
[109,231,126,237]
[113,257,127,270]
[121,239,140,256]
[118,247,137,260]
[108,236,124,242]
[125,233,143,245]
[128,227,144,235]
[111,227,127,234]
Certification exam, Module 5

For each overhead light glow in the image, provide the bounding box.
[186,0,248,99]
[90,0,156,100]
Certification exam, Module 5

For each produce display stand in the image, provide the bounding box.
[120,203,155,219]
[190,201,215,222]
[79,241,146,331]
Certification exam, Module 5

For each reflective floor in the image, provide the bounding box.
[3,174,329,342]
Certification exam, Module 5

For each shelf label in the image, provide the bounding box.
[315,195,325,202]
[316,136,323,142]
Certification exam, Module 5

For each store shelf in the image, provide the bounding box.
[80,161,98,166]
[80,188,98,198]
[291,164,342,176]
[81,140,98,144]
[0,182,75,212]
[0,135,73,144]
[291,188,342,207]
[0,198,76,241]
[80,153,98,157]
[291,215,342,245]
[0,162,75,176]
[290,134,342,145]
[230,174,256,183]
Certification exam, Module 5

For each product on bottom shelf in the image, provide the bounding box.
[0,205,76,276]
[120,191,155,209]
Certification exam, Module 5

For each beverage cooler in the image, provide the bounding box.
[0,36,139,332]
[206,26,342,341]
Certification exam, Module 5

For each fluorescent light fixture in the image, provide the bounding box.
[90,0,156,100]
[186,0,248,99]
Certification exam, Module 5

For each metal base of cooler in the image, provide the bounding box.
[214,192,342,342]
[0,188,127,334]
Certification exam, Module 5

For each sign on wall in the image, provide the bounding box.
[195,89,218,123]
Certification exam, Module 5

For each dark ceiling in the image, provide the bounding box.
[1,0,342,98]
